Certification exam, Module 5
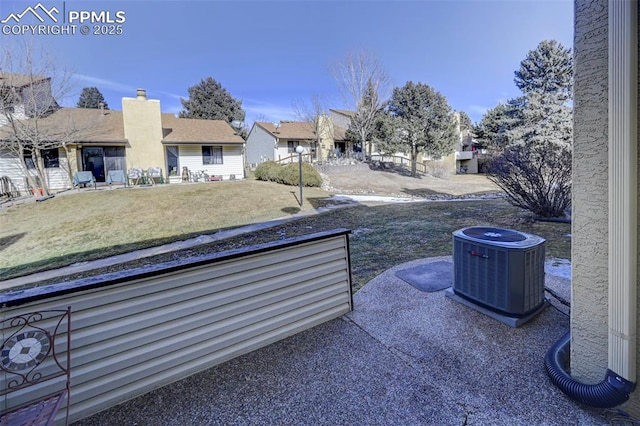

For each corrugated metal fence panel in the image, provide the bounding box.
[0,230,352,424]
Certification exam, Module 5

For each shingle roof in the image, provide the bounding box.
[333,125,348,141]
[0,73,51,89]
[0,107,127,144]
[256,121,316,140]
[161,115,244,144]
[330,109,356,118]
[0,108,244,145]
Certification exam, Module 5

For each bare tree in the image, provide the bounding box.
[0,39,79,195]
[292,94,330,161]
[330,50,390,156]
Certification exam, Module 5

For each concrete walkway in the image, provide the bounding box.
[73,257,610,426]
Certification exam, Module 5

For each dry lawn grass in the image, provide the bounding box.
[0,174,572,292]
[0,181,331,279]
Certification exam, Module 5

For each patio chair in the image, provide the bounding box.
[107,170,127,188]
[127,168,143,186]
[72,171,96,189]
[146,167,164,185]
[0,176,18,199]
[0,307,72,426]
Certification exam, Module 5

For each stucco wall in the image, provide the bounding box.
[573,0,640,414]
[572,0,610,382]
[122,92,165,173]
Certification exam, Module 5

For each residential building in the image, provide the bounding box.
[0,85,245,194]
[245,121,317,167]
[0,72,57,126]
[245,112,357,167]
[328,109,360,155]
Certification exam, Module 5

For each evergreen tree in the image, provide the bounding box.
[514,40,572,101]
[473,103,513,149]
[371,112,403,154]
[487,40,573,218]
[77,87,108,109]
[378,81,457,176]
[507,40,573,149]
[458,110,473,133]
[179,77,245,124]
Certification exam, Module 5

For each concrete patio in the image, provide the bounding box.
[73,256,611,425]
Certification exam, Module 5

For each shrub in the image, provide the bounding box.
[280,163,323,187]
[426,160,449,179]
[254,161,322,187]
[254,161,282,182]
[488,141,571,218]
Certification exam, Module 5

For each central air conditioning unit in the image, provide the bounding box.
[450,226,546,325]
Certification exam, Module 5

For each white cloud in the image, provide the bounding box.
[73,74,137,94]
[468,104,489,116]
[243,100,297,124]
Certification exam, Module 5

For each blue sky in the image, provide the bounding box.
[0,0,573,126]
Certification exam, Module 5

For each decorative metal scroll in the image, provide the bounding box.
[0,308,71,396]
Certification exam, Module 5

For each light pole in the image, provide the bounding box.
[295,145,304,207]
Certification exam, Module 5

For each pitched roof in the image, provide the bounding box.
[59,108,126,143]
[256,121,316,139]
[330,109,356,118]
[161,115,244,144]
[0,107,127,144]
[333,125,347,141]
[0,72,51,89]
[0,108,244,145]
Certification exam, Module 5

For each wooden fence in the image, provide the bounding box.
[368,154,428,175]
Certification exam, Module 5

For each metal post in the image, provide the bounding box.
[295,145,304,207]
[298,151,303,207]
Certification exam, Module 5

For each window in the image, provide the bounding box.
[42,148,59,168]
[23,148,60,169]
[287,140,300,153]
[23,153,36,169]
[202,146,223,164]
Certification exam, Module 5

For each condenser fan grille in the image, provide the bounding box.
[461,227,527,243]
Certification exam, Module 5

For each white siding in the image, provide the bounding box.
[0,150,26,194]
[0,230,352,424]
[0,148,70,194]
[275,142,292,162]
[177,145,244,179]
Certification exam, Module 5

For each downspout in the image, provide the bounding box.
[545,0,637,407]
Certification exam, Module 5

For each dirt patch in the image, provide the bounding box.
[320,164,502,198]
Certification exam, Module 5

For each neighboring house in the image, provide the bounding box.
[245,121,317,167]
[328,109,354,129]
[568,0,640,415]
[446,112,485,174]
[328,109,358,156]
[0,87,245,193]
[0,72,57,126]
[161,114,245,182]
[245,113,354,167]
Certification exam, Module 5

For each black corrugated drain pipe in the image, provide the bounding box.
[544,332,636,408]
